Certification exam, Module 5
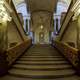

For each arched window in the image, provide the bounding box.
[12,0,30,34]
[57,1,71,15]
[16,3,28,16]
[53,0,72,34]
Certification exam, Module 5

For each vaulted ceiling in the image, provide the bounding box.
[12,0,72,32]
[13,0,71,11]
[26,0,57,13]
[12,0,72,15]
[25,0,58,31]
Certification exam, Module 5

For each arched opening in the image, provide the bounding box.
[39,32,44,44]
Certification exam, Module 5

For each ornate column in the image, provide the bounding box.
[23,18,27,33]
[54,17,57,34]
[58,16,61,31]
[28,19,30,34]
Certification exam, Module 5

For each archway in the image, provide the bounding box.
[39,32,45,44]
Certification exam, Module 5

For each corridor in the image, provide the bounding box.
[0,44,80,80]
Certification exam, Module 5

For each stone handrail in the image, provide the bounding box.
[6,39,32,66]
[53,40,80,74]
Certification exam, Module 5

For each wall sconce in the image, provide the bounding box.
[0,0,12,22]
[71,0,80,21]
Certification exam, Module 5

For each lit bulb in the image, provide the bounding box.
[40,25,43,29]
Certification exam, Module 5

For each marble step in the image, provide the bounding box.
[21,56,63,58]
[0,75,79,80]
[18,57,65,61]
[2,45,79,80]
[13,64,72,70]
[15,60,68,65]
[9,69,75,79]
[24,51,60,54]
[23,54,63,56]
[24,53,61,55]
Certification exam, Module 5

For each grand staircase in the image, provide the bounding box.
[0,44,80,80]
